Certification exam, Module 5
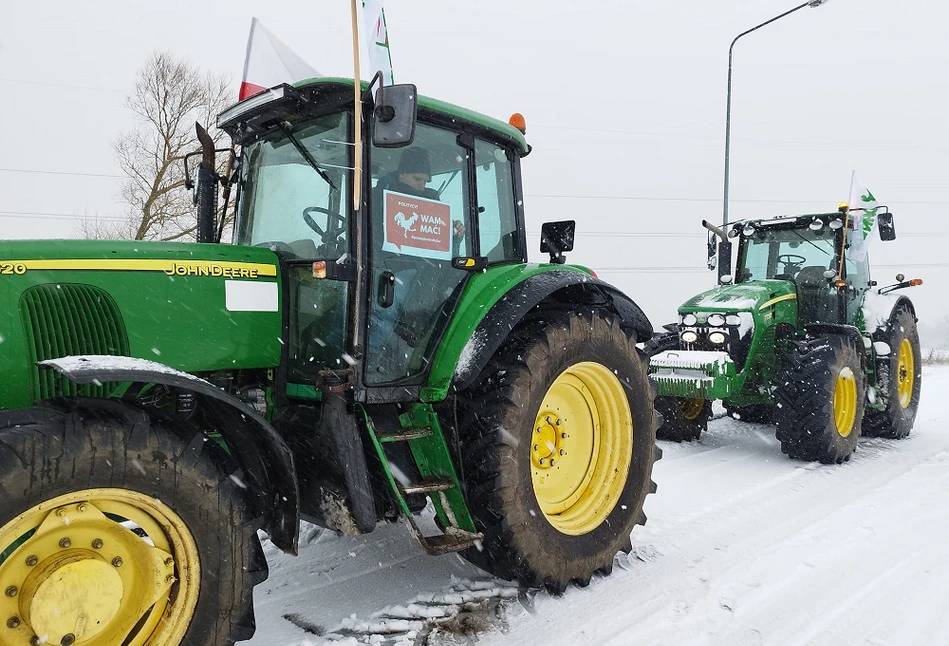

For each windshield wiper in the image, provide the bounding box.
[277,122,337,190]
[789,228,830,257]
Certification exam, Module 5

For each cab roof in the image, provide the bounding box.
[293,77,530,155]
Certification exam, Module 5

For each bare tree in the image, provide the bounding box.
[82,52,231,241]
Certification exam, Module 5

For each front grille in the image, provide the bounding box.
[19,283,130,401]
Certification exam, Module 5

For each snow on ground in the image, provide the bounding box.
[248,365,949,646]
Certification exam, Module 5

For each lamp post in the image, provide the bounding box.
[722,0,832,228]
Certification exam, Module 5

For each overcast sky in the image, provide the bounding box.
[1,0,946,336]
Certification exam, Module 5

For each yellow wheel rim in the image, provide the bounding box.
[679,398,705,421]
[897,338,915,409]
[530,361,633,536]
[0,489,200,646]
[834,367,857,438]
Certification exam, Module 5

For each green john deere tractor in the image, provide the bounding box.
[0,78,660,645]
[648,203,922,463]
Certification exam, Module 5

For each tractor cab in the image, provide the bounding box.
[219,78,527,398]
[732,209,873,327]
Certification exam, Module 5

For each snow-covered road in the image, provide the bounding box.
[249,365,949,646]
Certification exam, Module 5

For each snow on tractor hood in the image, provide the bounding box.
[678,280,795,314]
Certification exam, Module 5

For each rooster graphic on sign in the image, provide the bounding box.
[394,212,418,238]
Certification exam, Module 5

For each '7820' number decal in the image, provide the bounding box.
[0,263,27,275]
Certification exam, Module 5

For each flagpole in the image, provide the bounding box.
[350,0,363,213]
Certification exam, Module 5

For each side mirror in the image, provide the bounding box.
[372,84,418,148]
[878,211,896,241]
[540,220,575,265]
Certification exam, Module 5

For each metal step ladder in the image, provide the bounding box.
[361,403,482,555]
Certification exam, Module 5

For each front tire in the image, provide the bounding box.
[774,335,866,464]
[863,307,922,439]
[0,399,266,646]
[654,397,710,442]
[456,310,659,592]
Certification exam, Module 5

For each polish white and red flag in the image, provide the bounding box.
[239,18,321,101]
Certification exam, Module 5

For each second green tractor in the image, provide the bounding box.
[649,204,922,463]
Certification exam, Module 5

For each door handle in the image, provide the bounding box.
[377,271,395,308]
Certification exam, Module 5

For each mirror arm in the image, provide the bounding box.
[361,71,384,103]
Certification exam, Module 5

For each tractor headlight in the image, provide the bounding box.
[681,313,698,326]
[681,330,699,344]
[725,313,742,326]
[707,313,726,327]
[708,331,727,345]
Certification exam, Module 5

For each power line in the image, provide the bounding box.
[0,168,123,179]
[525,193,949,205]
[0,78,123,93]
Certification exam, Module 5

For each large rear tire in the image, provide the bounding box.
[455,310,659,592]
[0,399,267,646]
[774,335,866,464]
[863,307,922,439]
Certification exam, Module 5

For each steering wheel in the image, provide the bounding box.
[302,206,346,241]
[778,253,807,272]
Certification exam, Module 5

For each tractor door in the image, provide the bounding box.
[364,126,524,388]
[844,252,872,324]
[366,122,474,386]
[235,111,355,382]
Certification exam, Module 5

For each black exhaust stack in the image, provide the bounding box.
[195,123,218,244]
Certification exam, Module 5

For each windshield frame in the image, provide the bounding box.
[735,214,847,283]
[234,109,354,263]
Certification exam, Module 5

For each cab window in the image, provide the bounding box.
[475,139,520,263]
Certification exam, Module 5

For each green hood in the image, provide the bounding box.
[680,280,795,313]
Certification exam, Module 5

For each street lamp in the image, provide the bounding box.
[716,0,830,283]
[722,0,832,228]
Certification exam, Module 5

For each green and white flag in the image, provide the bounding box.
[362,0,394,85]
[848,172,878,262]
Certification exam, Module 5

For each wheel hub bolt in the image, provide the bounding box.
[561,432,567,439]
[560,449,566,456]
[4,587,16,598]
[62,634,76,646]
[92,539,103,550]
[164,558,174,566]
[55,509,66,518]
[112,557,123,568]
[30,637,41,646]
[539,458,545,465]
[533,444,539,451]
[549,459,556,466]
[25,556,37,567]
[6,616,19,629]
[556,419,562,425]
[535,427,541,433]
[77,504,87,513]
[59,538,72,549]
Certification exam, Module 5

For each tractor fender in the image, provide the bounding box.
[804,323,867,354]
[38,355,299,555]
[451,271,653,391]
[870,296,917,336]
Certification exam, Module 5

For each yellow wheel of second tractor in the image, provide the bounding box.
[863,306,922,439]
[775,334,866,464]
[455,310,660,592]
[0,491,199,646]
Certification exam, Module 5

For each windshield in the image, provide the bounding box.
[738,225,838,283]
[236,112,351,260]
